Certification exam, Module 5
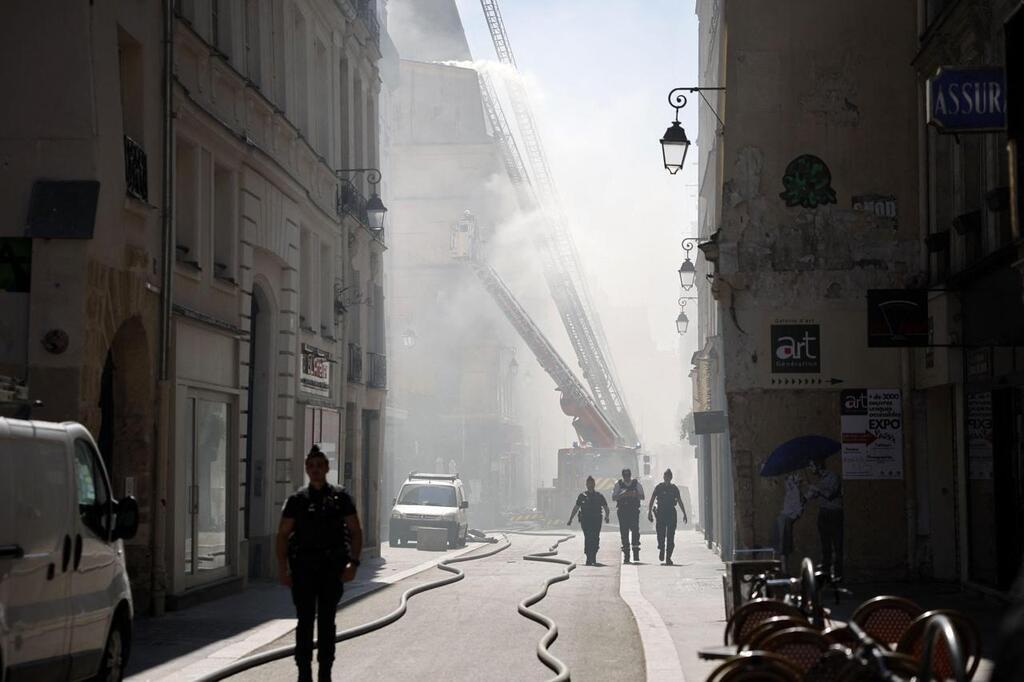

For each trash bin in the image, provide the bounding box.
[417,527,448,551]
[723,559,782,618]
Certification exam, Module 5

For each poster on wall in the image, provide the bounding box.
[967,392,994,480]
[839,389,904,479]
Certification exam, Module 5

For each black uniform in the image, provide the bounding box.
[651,482,683,562]
[281,484,356,672]
[614,478,643,561]
[574,490,607,564]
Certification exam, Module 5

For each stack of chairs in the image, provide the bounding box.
[707,559,979,681]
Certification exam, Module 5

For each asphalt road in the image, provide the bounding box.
[226,531,643,681]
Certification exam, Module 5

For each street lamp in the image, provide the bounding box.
[335,167,388,230]
[678,238,699,290]
[676,296,696,335]
[660,87,726,175]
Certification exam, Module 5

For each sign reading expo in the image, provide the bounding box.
[840,389,904,480]
[771,324,821,373]
[300,343,331,397]
[927,66,1006,132]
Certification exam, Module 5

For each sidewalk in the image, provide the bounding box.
[633,529,727,681]
[631,529,1007,681]
[125,542,481,681]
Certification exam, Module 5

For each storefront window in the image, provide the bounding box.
[305,405,341,485]
[182,394,232,579]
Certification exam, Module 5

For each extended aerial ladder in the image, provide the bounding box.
[477,0,639,447]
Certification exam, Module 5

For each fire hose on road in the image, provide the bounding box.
[194,529,578,682]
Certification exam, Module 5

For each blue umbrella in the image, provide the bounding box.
[760,435,840,477]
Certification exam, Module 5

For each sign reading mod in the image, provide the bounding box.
[771,324,821,373]
[927,66,1006,132]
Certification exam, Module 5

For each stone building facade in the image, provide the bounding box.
[0,0,388,612]
[694,0,923,579]
[694,0,1024,587]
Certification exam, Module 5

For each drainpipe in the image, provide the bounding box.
[152,0,175,616]
[901,347,918,580]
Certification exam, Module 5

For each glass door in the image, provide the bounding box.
[182,392,232,584]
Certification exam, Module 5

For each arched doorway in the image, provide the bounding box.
[246,282,276,577]
[96,317,154,597]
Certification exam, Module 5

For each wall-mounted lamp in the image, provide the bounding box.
[678,238,699,290]
[660,87,726,175]
[401,328,417,348]
[676,296,697,335]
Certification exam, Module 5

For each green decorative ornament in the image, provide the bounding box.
[779,154,837,209]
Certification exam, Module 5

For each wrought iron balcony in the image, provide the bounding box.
[368,352,386,389]
[123,135,148,202]
[347,342,363,383]
[337,178,369,227]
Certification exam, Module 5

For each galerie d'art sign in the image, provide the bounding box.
[927,66,1006,132]
[840,389,904,480]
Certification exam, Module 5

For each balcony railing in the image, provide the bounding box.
[337,178,369,226]
[124,135,148,202]
[368,352,386,389]
[347,342,363,383]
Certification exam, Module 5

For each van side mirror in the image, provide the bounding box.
[113,496,139,541]
[392,497,397,506]
[460,500,469,509]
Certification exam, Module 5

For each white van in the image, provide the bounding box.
[0,418,139,682]
[388,473,469,548]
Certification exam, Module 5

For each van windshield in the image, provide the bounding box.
[398,484,457,507]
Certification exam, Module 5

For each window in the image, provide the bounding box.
[398,485,457,507]
[175,138,200,268]
[118,28,144,142]
[320,243,333,335]
[291,6,308,132]
[270,3,287,106]
[213,164,236,282]
[300,229,317,330]
[244,0,261,87]
[74,440,112,540]
[338,56,351,166]
[313,38,329,154]
[211,0,231,55]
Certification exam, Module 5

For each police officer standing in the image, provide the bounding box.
[647,469,688,565]
[567,475,610,565]
[277,446,363,682]
[612,467,645,564]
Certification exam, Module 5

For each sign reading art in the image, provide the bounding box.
[300,344,331,397]
[839,389,904,480]
[967,392,993,480]
[927,67,1006,132]
[771,324,821,373]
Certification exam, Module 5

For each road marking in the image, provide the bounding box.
[138,542,484,681]
[619,564,686,682]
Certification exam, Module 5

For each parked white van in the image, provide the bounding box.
[388,473,469,548]
[0,418,139,682]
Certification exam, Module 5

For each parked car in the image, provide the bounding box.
[388,473,469,548]
[0,418,139,682]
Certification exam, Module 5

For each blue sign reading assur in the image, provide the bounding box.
[927,67,1006,131]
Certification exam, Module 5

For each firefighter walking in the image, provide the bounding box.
[612,468,645,564]
[567,475,610,565]
[647,468,688,565]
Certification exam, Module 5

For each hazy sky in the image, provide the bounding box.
[452,0,702,450]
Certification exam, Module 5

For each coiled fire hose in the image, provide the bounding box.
[195,529,579,681]
[505,530,577,682]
